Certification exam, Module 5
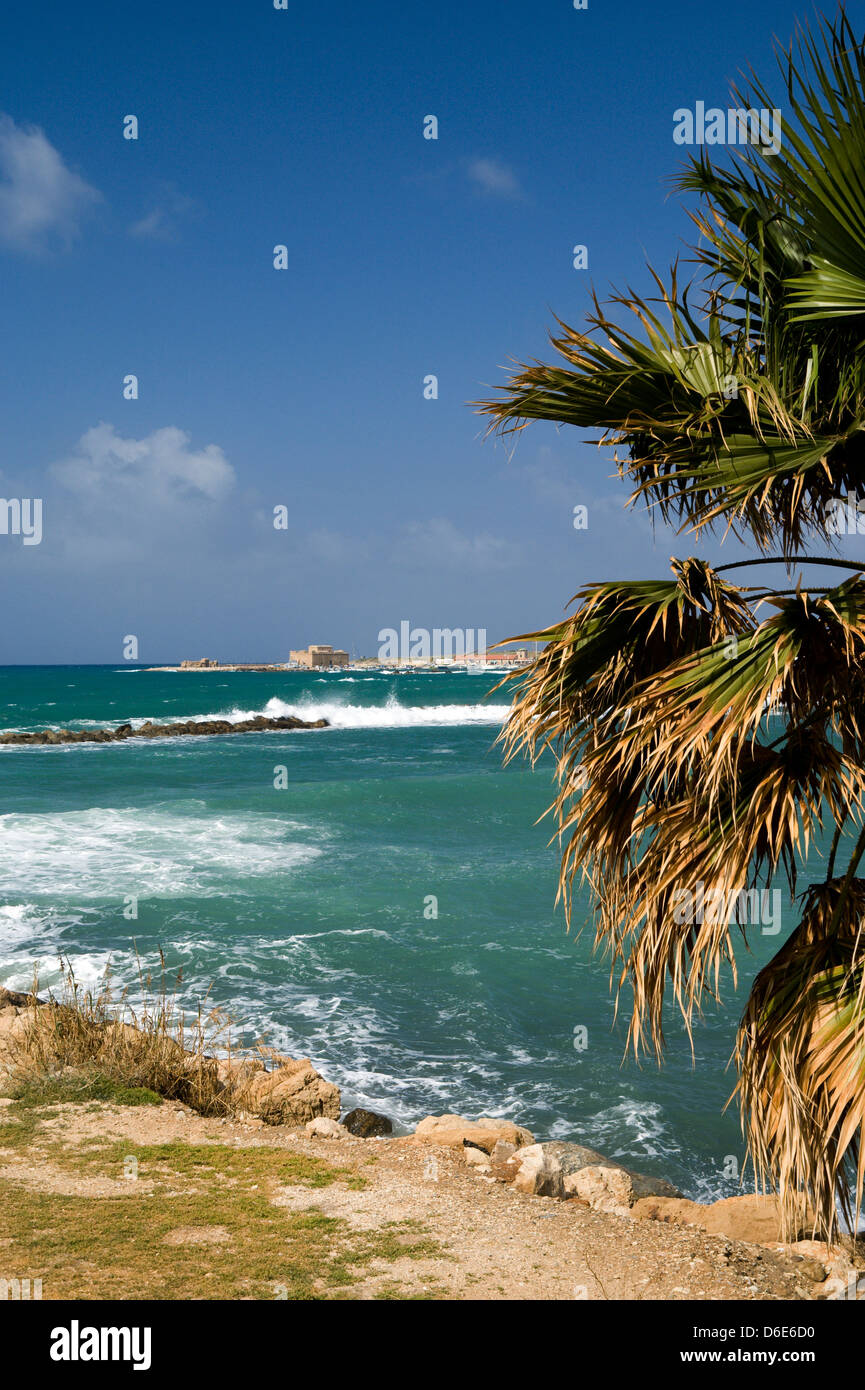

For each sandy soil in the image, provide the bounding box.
[0,1098,827,1301]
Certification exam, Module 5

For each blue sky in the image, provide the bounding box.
[0,0,851,663]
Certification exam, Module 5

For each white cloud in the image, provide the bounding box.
[393,518,513,570]
[0,114,100,251]
[466,158,522,199]
[52,424,235,506]
[129,185,198,241]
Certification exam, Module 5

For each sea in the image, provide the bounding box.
[0,663,816,1201]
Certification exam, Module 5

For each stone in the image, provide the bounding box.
[565,1163,634,1214]
[631,1196,707,1225]
[413,1113,534,1153]
[511,1144,565,1198]
[463,1146,492,1169]
[631,1193,817,1244]
[241,1056,341,1126]
[341,1107,392,1138]
[305,1117,348,1139]
[489,1139,520,1182]
[701,1195,814,1244]
[0,713,329,747]
[541,1140,608,1174]
[540,1141,683,1199]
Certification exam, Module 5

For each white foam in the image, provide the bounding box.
[0,804,324,900]
[219,695,510,730]
[2,693,509,738]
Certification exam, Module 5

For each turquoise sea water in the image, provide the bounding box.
[0,664,814,1200]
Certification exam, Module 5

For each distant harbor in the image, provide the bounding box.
[147,641,533,673]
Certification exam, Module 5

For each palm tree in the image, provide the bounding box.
[476,9,865,1243]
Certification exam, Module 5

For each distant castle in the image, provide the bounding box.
[289,644,349,669]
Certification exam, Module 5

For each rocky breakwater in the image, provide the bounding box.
[0,713,329,747]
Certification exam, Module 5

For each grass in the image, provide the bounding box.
[5,957,265,1119]
[0,1110,444,1300]
[0,962,450,1299]
[6,1068,164,1109]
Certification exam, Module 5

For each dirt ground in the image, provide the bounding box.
[0,1097,829,1300]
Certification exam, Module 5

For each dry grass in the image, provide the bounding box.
[5,955,276,1121]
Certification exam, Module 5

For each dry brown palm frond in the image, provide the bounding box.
[500,564,865,1065]
[737,878,865,1242]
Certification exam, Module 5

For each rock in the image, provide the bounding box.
[0,987,37,1010]
[540,1141,683,1199]
[779,1240,858,1294]
[787,1239,848,1272]
[565,1163,635,1214]
[631,1193,817,1244]
[511,1144,565,1198]
[216,1057,267,1087]
[541,1140,608,1174]
[463,1146,492,1169]
[305,1117,348,1139]
[489,1139,520,1182]
[773,1253,828,1284]
[628,1170,685,1200]
[0,991,342,1130]
[701,1195,814,1245]
[341,1107,392,1138]
[241,1056,341,1126]
[413,1113,534,1153]
[0,713,329,748]
[817,1273,865,1301]
[631,1196,707,1225]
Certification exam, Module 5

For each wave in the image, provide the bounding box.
[0,694,510,739]
[222,695,510,730]
[0,804,324,900]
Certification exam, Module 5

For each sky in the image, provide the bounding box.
[0,0,858,663]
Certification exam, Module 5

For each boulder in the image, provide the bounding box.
[565,1163,635,1214]
[787,1239,848,1270]
[511,1144,565,1198]
[413,1113,534,1153]
[631,1193,817,1244]
[541,1141,683,1199]
[305,1117,348,1139]
[541,1140,608,1174]
[631,1195,707,1225]
[341,1107,392,1138]
[0,993,41,1076]
[463,1145,492,1170]
[241,1056,341,1126]
[489,1139,520,1183]
[701,1195,814,1244]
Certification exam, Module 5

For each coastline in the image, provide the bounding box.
[1,986,860,1301]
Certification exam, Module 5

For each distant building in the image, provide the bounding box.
[290,644,350,669]
[180,657,219,668]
